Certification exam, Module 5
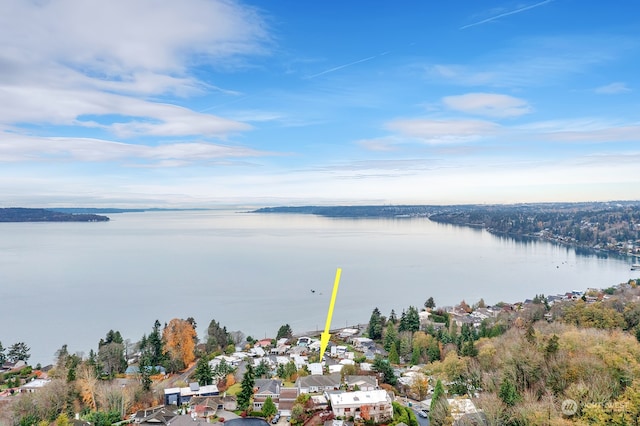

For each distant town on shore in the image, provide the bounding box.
[254,201,640,260]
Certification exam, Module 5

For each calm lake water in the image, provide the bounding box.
[1,210,638,365]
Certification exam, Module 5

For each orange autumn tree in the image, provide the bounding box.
[360,405,371,421]
[163,318,197,370]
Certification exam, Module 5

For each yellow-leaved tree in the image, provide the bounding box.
[163,318,197,370]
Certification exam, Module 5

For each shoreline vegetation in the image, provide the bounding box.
[4,275,640,425]
[0,208,110,222]
[253,201,640,260]
[0,207,212,222]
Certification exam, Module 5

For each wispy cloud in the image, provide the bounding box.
[426,35,634,89]
[594,82,632,94]
[385,118,500,144]
[356,137,401,152]
[442,93,532,118]
[460,0,554,30]
[304,52,389,79]
[0,133,273,165]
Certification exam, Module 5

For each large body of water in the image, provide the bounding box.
[1,210,638,366]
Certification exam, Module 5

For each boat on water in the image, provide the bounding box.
[632,264,640,271]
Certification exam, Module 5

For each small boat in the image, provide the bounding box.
[632,264,640,271]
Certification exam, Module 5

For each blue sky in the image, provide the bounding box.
[1,0,639,207]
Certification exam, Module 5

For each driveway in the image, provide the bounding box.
[217,410,241,420]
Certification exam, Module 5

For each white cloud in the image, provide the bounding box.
[442,93,532,118]
[594,82,632,94]
[426,36,635,88]
[0,133,271,165]
[0,0,269,139]
[0,0,269,75]
[385,119,499,144]
[544,125,640,143]
[356,137,401,152]
[0,85,250,137]
[517,118,640,143]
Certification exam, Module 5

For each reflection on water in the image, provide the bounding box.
[0,210,636,365]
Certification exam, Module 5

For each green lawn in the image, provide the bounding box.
[226,383,241,395]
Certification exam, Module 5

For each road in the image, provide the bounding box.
[413,407,430,426]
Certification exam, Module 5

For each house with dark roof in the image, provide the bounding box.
[164,383,219,406]
[189,395,237,418]
[278,387,300,416]
[253,379,282,411]
[344,375,378,391]
[295,373,341,394]
[133,406,176,424]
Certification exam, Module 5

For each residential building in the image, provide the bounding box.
[164,383,219,406]
[296,373,341,394]
[329,390,393,422]
[344,375,378,391]
[278,387,299,416]
[253,379,282,411]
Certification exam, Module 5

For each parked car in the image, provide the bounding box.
[418,410,428,418]
[272,414,281,424]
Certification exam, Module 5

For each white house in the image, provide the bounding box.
[20,378,51,393]
[308,363,323,376]
[329,390,393,422]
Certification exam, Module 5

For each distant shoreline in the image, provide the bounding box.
[0,207,215,222]
[0,208,109,223]
[252,202,640,261]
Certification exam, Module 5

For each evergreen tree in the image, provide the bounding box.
[367,308,384,340]
[399,333,412,359]
[389,309,397,324]
[399,306,420,333]
[138,353,153,391]
[284,361,297,381]
[262,396,278,418]
[383,323,398,351]
[194,357,214,386]
[146,320,165,365]
[255,359,270,378]
[429,379,450,425]
[460,340,478,358]
[7,342,30,362]
[0,341,5,365]
[525,323,536,344]
[411,345,421,365]
[388,342,400,364]
[425,297,436,310]
[499,377,520,407]
[372,357,397,386]
[98,330,127,376]
[207,319,231,353]
[545,334,560,359]
[427,339,441,362]
[276,324,293,340]
[238,363,255,411]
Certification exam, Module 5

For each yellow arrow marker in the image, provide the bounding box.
[319,268,342,362]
